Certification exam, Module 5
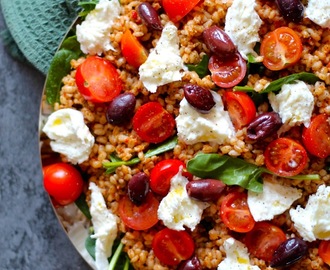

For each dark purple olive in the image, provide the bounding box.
[184,84,215,113]
[137,2,163,30]
[186,179,226,201]
[128,172,150,205]
[178,255,202,270]
[275,0,304,23]
[203,25,236,57]
[247,112,282,141]
[106,93,136,125]
[270,237,308,268]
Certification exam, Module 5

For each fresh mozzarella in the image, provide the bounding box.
[176,91,235,145]
[76,0,121,55]
[139,22,187,93]
[89,182,118,270]
[157,168,209,231]
[305,0,330,28]
[247,178,302,221]
[224,0,262,60]
[217,237,261,270]
[42,108,95,164]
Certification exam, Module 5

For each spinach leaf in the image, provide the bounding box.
[103,136,178,174]
[260,72,320,93]
[60,35,81,52]
[78,0,99,18]
[85,229,96,260]
[75,193,91,219]
[186,54,210,78]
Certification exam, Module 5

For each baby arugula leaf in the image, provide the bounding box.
[186,54,210,78]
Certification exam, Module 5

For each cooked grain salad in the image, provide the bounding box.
[40,0,330,269]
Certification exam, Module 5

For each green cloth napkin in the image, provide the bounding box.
[1,0,81,74]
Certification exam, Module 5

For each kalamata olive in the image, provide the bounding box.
[137,2,163,30]
[247,112,282,141]
[203,25,236,57]
[106,93,136,125]
[184,84,215,113]
[127,172,150,205]
[275,0,304,23]
[270,237,308,268]
[178,255,202,270]
[186,179,226,201]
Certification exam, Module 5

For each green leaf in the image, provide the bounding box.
[103,136,178,174]
[60,35,81,52]
[75,193,91,219]
[78,0,99,17]
[260,72,320,94]
[186,54,210,78]
[85,231,96,260]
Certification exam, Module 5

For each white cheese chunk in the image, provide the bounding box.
[89,182,118,270]
[224,0,262,60]
[139,22,187,93]
[76,0,121,55]
[268,80,314,128]
[42,108,95,164]
[218,237,261,270]
[176,91,235,145]
[158,168,209,231]
[305,0,330,28]
[290,185,330,242]
[248,178,302,222]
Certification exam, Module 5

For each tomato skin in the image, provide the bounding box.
[43,163,84,206]
[162,0,200,22]
[220,191,255,233]
[208,53,247,88]
[118,192,159,230]
[75,56,123,103]
[133,102,176,143]
[302,114,330,158]
[260,27,302,71]
[223,91,256,130]
[264,137,308,177]
[319,240,330,265]
[244,222,287,262]
[121,29,148,68]
[152,228,195,266]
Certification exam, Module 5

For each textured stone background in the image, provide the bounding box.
[0,11,90,270]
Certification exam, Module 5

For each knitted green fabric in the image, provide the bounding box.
[1,0,80,74]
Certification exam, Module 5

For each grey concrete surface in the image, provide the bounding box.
[0,11,91,270]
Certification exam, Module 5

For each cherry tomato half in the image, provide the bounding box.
[118,192,159,230]
[152,228,195,266]
[208,52,247,88]
[260,27,302,71]
[244,222,287,262]
[133,102,176,143]
[150,159,190,196]
[223,91,256,130]
[121,29,148,68]
[220,191,255,233]
[319,240,330,265]
[302,114,330,158]
[264,137,308,177]
[43,163,84,206]
[162,0,200,23]
[75,56,123,103]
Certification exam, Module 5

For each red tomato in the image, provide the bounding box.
[152,228,195,266]
[75,56,123,103]
[220,191,255,233]
[264,137,308,177]
[121,29,148,68]
[319,240,330,265]
[162,0,200,22]
[133,102,176,143]
[260,27,302,71]
[150,159,189,196]
[118,192,159,230]
[43,163,84,206]
[302,114,330,158]
[208,52,247,88]
[244,222,287,262]
[223,91,256,130]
